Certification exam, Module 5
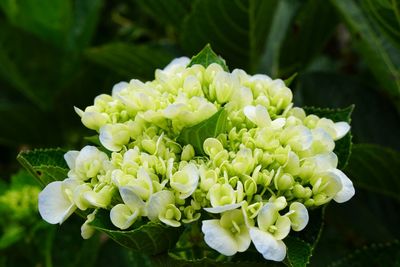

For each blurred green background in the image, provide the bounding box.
[0,0,399,266]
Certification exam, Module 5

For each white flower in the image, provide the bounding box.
[38,179,80,224]
[310,153,355,203]
[280,125,313,151]
[170,163,199,199]
[250,203,291,261]
[65,146,109,181]
[202,209,251,256]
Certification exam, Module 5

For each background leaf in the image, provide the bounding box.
[331,0,400,110]
[136,0,191,29]
[344,144,400,202]
[327,240,400,267]
[85,43,175,80]
[181,0,279,72]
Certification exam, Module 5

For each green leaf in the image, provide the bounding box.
[89,209,183,255]
[303,105,354,170]
[181,0,279,72]
[188,44,228,71]
[17,148,68,186]
[345,144,400,202]
[85,43,175,80]
[136,0,191,29]
[327,240,400,267]
[177,108,228,156]
[331,0,400,110]
[284,73,298,87]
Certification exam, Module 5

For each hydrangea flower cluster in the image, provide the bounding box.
[38,57,354,261]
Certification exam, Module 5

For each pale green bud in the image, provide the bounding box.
[159,203,181,227]
[181,144,195,161]
[232,147,254,175]
[244,178,257,196]
[200,167,218,192]
[267,79,293,112]
[83,185,115,208]
[73,183,92,210]
[183,75,203,98]
[203,138,224,157]
[182,206,201,224]
[75,106,109,131]
[209,183,236,207]
[204,63,224,85]
[81,210,97,239]
[274,173,294,191]
[248,74,272,98]
[304,115,319,129]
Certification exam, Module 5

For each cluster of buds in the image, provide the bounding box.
[38,57,354,261]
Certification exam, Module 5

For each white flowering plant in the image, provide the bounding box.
[18,45,355,266]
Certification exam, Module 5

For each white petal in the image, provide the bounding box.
[119,186,145,212]
[334,122,350,140]
[271,118,286,129]
[111,81,129,97]
[38,181,76,224]
[313,152,338,171]
[243,105,256,120]
[74,106,84,117]
[99,124,121,151]
[274,216,291,240]
[297,126,313,150]
[257,203,278,231]
[163,57,190,72]
[204,203,243,214]
[110,204,139,230]
[243,105,271,128]
[236,228,252,252]
[288,202,309,231]
[146,190,175,221]
[331,169,355,203]
[64,151,79,170]
[250,227,287,262]
[202,220,238,256]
